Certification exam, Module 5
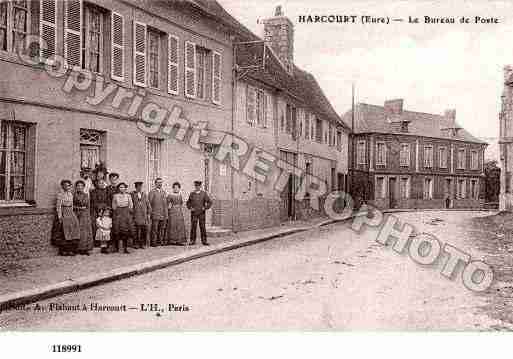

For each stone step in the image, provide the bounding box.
[206,226,233,238]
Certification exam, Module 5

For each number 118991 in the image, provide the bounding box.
[51,345,82,353]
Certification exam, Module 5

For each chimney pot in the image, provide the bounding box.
[444,109,456,120]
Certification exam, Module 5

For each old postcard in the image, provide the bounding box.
[0,0,511,348]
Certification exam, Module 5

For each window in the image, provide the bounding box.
[328,124,333,147]
[424,145,433,168]
[471,150,478,170]
[331,167,336,191]
[80,129,103,172]
[315,118,323,143]
[298,109,303,138]
[439,146,447,168]
[470,179,479,199]
[246,85,256,126]
[324,123,328,144]
[133,21,147,87]
[256,89,267,127]
[375,177,385,199]
[400,177,410,199]
[280,108,285,132]
[0,1,29,53]
[400,143,410,167]
[305,114,310,140]
[457,148,466,169]
[291,106,297,140]
[147,28,160,88]
[285,104,292,134]
[376,142,386,166]
[357,140,366,165]
[423,177,433,199]
[82,4,103,73]
[310,118,315,141]
[337,131,342,151]
[184,40,196,97]
[0,121,32,202]
[457,178,466,199]
[147,138,162,187]
[167,34,179,94]
[196,46,208,99]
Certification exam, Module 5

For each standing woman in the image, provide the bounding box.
[74,180,94,255]
[55,179,80,256]
[112,182,135,254]
[166,182,187,246]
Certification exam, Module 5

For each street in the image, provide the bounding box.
[1,211,511,331]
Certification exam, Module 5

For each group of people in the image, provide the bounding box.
[53,167,213,256]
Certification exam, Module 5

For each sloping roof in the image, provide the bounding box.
[342,103,486,144]
[181,0,348,131]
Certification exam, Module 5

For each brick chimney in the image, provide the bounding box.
[444,109,456,121]
[262,5,294,72]
[442,108,460,136]
[384,99,404,115]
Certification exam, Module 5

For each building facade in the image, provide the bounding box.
[346,100,486,210]
[0,1,349,261]
[500,66,513,211]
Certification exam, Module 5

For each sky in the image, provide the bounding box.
[217,0,513,141]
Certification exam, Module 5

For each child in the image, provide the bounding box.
[96,208,112,254]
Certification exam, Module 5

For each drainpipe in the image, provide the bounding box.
[230,40,236,232]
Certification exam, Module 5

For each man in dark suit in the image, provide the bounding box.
[131,182,152,248]
[148,178,168,246]
[106,172,120,252]
[186,180,212,245]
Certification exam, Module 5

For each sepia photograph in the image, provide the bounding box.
[0,0,512,354]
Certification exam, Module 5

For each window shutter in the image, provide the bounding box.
[64,0,83,68]
[184,41,196,98]
[40,0,57,60]
[212,51,221,104]
[133,21,147,87]
[111,12,124,81]
[168,34,179,95]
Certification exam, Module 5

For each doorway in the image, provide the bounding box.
[389,177,397,209]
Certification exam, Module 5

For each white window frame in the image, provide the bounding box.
[146,137,162,188]
[195,45,207,99]
[439,146,448,168]
[457,178,467,199]
[357,140,366,165]
[457,148,466,169]
[470,179,479,199]
[3,0,31,54]
[400,143,410,167]
[146,28,160,89]
[471,150,479,170]
[423,177,434,200]
[424,145,433,168]
[400,176,410,199]
[376,141,387,166]
[0,121,29,203]
[82,4,104,74]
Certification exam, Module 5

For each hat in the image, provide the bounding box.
[194,180,202,186]
[134,181,143,186]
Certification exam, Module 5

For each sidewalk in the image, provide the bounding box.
[0,216,336,310]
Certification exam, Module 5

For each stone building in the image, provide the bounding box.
[344,99,487,210]
[0,0,348,260]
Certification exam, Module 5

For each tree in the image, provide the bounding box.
[484,160,500,203]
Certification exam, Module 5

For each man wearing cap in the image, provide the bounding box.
[186,180,212,245]
[106,172,120,252]
[131,181,152,248]
[148,178,168,246]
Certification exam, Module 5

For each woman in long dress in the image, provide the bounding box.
[112,182,135,254]
[74,180,94,255]
[166,182,187,246]
[55,179,80,256]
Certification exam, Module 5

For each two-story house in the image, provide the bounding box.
[216,7,350,231]
[0,0,251,260]
[345,99,487,210]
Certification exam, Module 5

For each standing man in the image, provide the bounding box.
[148,178,168,246]
[106,172,120,252]
[131,182,151,249]
[186,180,212,246]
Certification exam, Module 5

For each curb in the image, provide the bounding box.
[0,226,311,312]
